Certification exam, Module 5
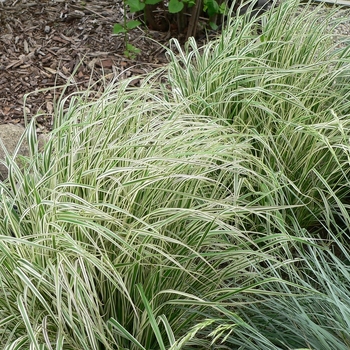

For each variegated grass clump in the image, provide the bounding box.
[0,1,350,349]
[167,0,350,233]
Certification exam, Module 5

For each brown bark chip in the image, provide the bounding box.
[0,0,169,132]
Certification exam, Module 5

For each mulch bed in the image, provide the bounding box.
[0,0,171,132]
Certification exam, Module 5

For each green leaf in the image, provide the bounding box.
[124,43,141,59]
[137,285,166,350]
[219,2,227,14]
[158,315,176,346]
[113,23,126,34]
[126,0,145,12]
[108,317,147,350]
[17,295,41,350]
[126,43,141,54]
[126,20,141,30]
[209,21,218,30]
[168,0,184,13]
[204,0,219,17]
[124,50,135,59]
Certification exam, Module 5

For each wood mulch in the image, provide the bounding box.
[0,0,171,132]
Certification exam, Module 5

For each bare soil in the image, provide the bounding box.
[0,0,171,132]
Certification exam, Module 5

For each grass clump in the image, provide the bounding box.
[167,0,350,234]
[1,1,350,349]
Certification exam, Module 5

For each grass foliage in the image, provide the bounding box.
[1,1,350,349]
